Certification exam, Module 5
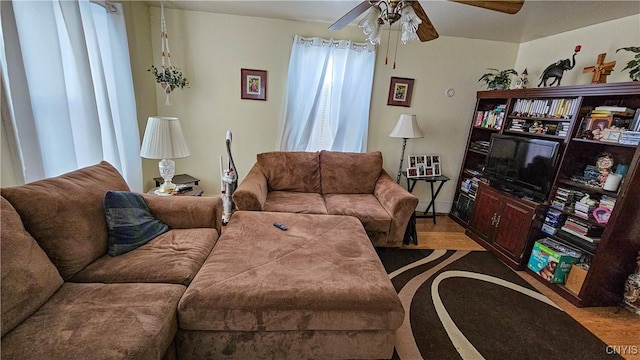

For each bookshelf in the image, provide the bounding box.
[450,82,640,307]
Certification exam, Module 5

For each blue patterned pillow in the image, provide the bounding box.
[104,191,169,256]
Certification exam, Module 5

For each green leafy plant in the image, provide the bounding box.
[616,47,640,81]
[478,68,518,90]
[147,65,190,90]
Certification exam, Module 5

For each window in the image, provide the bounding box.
[277,35,376,152]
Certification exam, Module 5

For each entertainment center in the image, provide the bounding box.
[450,82,640,307]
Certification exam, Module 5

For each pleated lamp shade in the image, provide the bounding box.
[140,117,191,159]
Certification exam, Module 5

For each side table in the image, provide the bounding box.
[147,185,204,197]
[401,172,450,245]
[154,174,200,187]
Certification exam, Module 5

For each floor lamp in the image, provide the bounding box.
[389,114,423,183]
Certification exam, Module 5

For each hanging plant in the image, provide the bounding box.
[616,46,640,81]
[150,1,189,105]
[147,65,189,94]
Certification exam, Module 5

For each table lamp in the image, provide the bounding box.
[389,114,423,183]
[140,116,191,193]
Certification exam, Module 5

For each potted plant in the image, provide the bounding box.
[148,65,190,94]
[616,47,640,81]
[478,68,518,90]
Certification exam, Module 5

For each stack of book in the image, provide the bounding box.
[509,118,526,132]
[460,177,480,200]
[560,217,603,243]
[574,201,596,220]
[593,106,636,117]
[470,141,490,153]
[541,208,565,236]
[551,187,574,211]
[557,122,571,138]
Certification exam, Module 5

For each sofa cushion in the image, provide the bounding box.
[323,193,392,233]
[1,197,64,337]
[257,151,321,193]
[320,151,383,194]
[71,228,218,285]
[263,191,328,214]
[0,282,184,360]
[178,211,404,332]
[104,190,169,256]
[1,161,129,279]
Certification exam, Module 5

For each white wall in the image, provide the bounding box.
[515,15,640,86]
[145,6,517,212]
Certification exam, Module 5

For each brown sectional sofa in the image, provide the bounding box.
[1,161,222,359]
[1,160,405,359]
[233,150,419,247]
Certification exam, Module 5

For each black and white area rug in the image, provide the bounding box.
[376,249,622,360]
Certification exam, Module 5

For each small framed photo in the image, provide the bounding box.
[589,117,612,140]
[407,167,419,178]
[241,68,267,101]
[434,163,441,176]
[387,77,414,107]
[408,155,417,168]
[601,128,622,143]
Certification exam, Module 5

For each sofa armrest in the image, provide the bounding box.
[374,170,419,245]
[232,163,268,211]
[143,195,223,235]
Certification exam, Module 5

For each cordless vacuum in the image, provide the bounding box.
[220,131,237,225]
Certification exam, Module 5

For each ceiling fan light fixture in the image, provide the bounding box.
[358,6,383,44]
[400,5,422,44]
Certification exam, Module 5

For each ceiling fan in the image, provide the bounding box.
[329,0,524,44]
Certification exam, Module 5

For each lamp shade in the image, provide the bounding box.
[389,114,423,139]
[140,116,191,159]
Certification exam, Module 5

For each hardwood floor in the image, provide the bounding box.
[407,215,640,360]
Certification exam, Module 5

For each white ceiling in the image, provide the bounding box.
[151,1,640,43]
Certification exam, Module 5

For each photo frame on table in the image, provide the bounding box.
[387,77,414,107]
[601,128,622,143]
[241,68,267,101]
[407,154,441,177]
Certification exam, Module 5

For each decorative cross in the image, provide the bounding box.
[583,53,616,84]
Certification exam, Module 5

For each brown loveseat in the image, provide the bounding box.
[1,162,222,359]
[233,150,418,247]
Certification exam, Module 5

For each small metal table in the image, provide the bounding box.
[402,173,450,224]
[401,173,450,245]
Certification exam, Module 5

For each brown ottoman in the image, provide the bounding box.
[177,211,404,359]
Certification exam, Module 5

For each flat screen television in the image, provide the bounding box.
[484,134,560,201]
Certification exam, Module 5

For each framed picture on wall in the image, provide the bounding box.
[241,68,267,101]
[387,77,414,107]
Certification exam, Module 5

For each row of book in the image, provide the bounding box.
[475,105,506,129]
[511,98,579,119]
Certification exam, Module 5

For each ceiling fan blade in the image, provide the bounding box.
[329,1,372,30]
[412,2,439,42]
[450,0,524,14]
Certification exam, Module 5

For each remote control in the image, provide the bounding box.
[273,222,287,231]
[175,184,193,192]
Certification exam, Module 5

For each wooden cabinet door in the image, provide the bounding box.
[494,198,536,260]
[469,185,502,242]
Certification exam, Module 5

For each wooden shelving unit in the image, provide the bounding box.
[450,82,640,307]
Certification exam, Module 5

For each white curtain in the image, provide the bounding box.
[0,0,142,191]
[277,35,376,152]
